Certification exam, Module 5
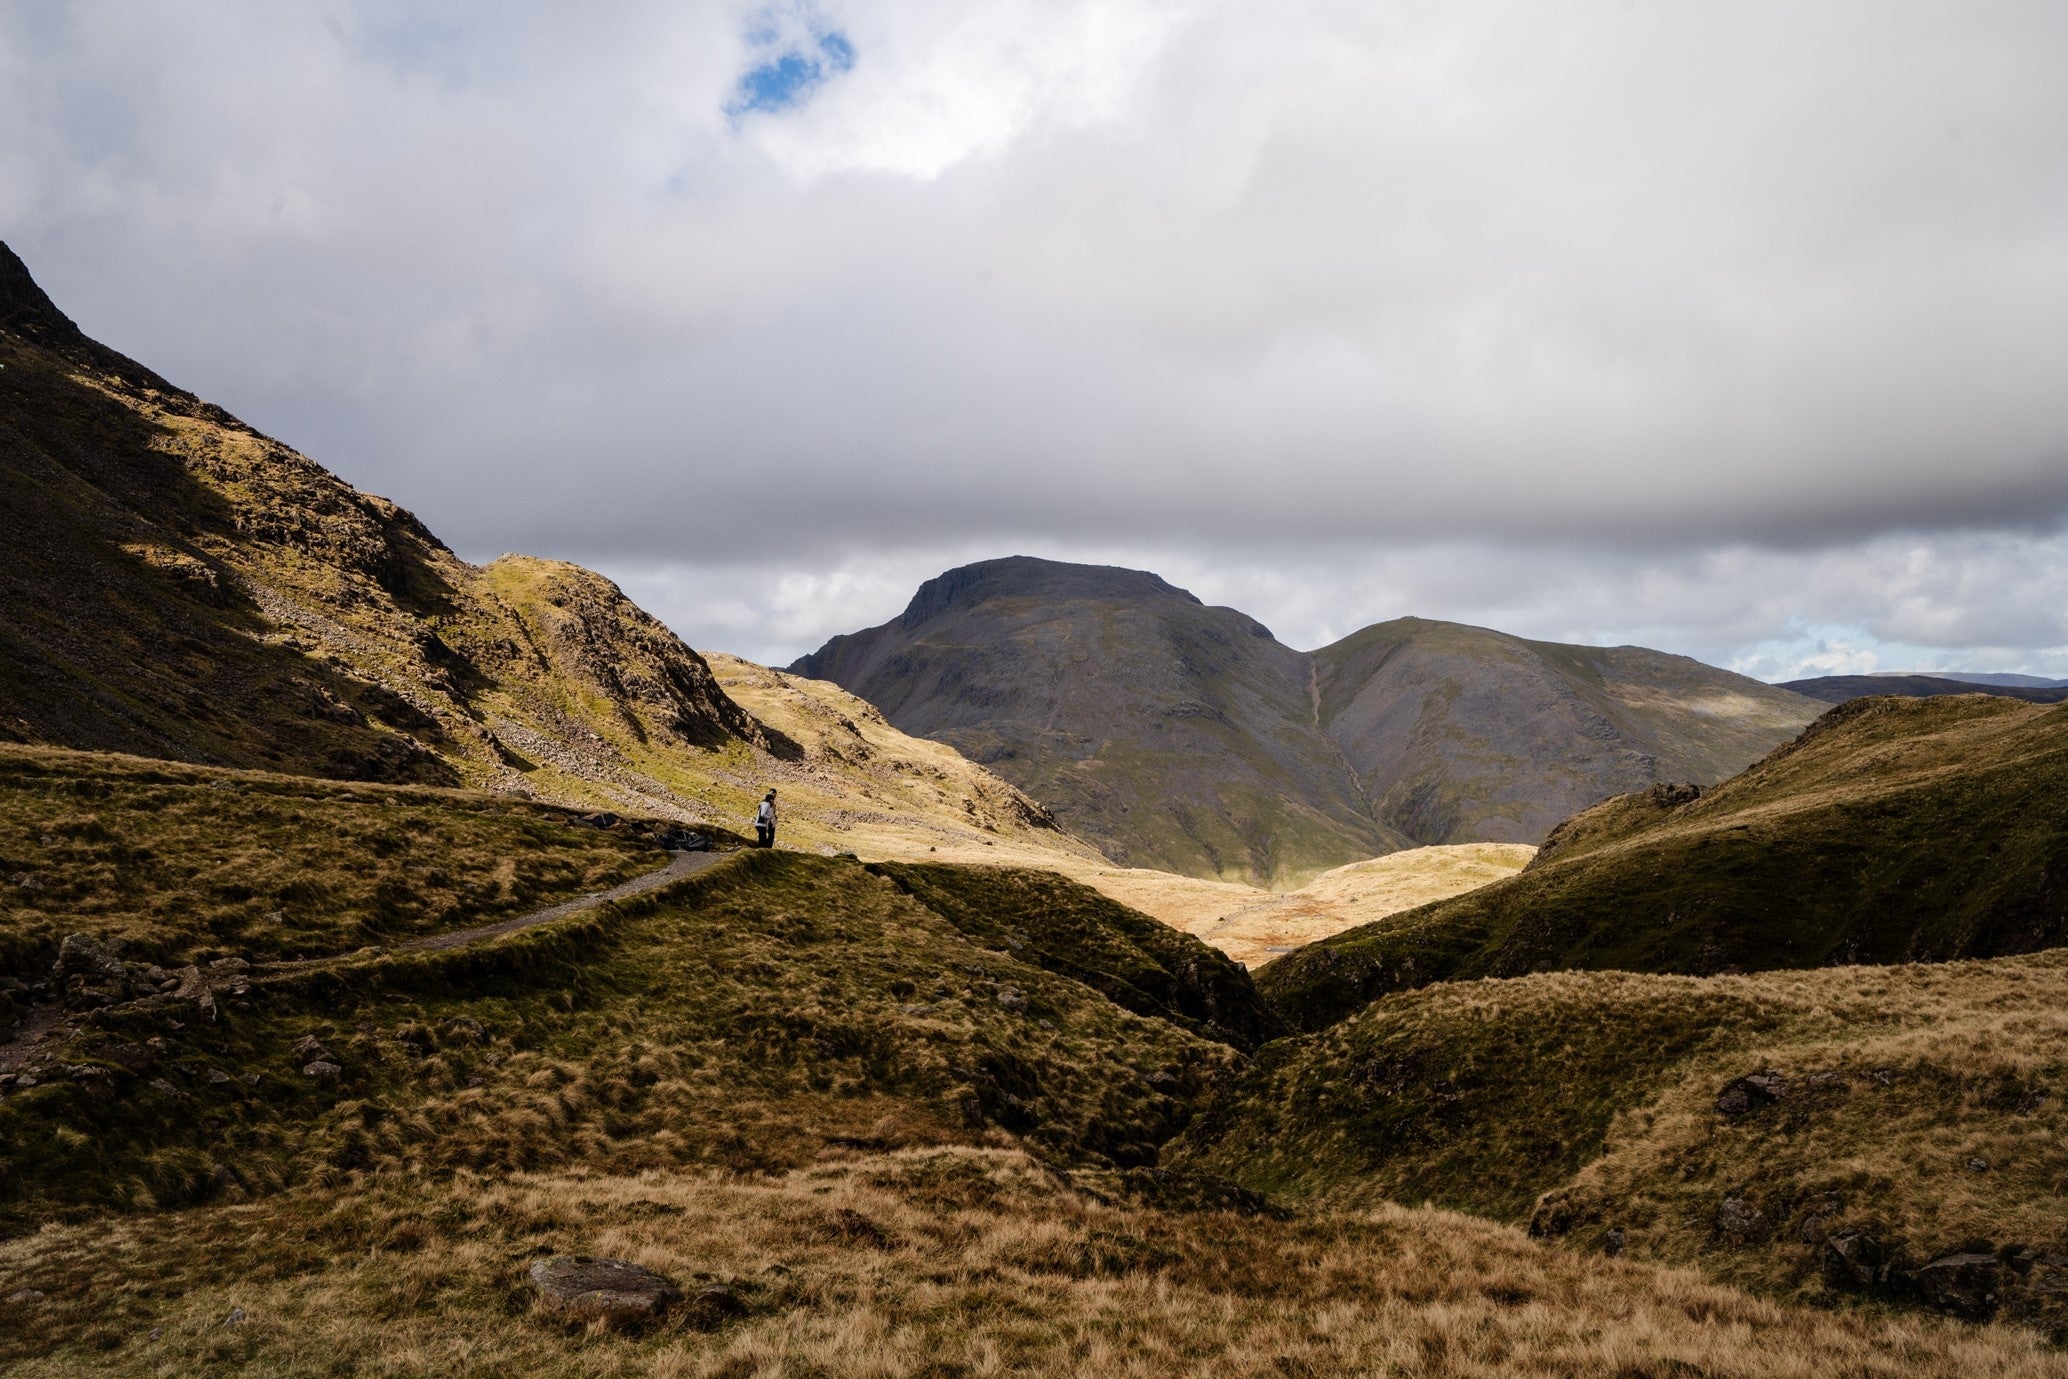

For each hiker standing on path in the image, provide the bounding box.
[754,789,779,849]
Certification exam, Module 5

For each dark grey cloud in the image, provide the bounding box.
[4,2,2066,672]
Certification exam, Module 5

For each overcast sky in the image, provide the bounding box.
[6,2,2067,676]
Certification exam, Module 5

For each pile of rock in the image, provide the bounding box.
[564,811,711,852]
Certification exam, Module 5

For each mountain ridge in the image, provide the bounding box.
[1783,673,2068,705]
[796,556,1824,885]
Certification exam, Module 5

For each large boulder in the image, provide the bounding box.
[1910,1251,2001,1320]
[51,933,135,1010]
[529,1256,680,1327]
[1820,1229,1889,1290]
[1716,1070,1786,1116]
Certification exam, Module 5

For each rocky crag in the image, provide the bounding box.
[0,244,1069,858]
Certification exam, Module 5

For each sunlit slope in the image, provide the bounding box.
[1177,948,2068,1330]
[0,243,1099,861]
[702,653,1106,864]
[1082,843,1535,967]
[1263,693,2068,1030]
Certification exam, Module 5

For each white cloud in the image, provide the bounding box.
[5,2,2067,675]
[739,0,1181,180]
[601,527,2068,679]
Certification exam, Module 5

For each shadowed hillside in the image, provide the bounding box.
[795,557,1820,884]
[1262,693,2068,1031]
[794,557,1408,886]
[1314,617,1823,844]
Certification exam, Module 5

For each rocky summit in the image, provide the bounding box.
[795,556,1822,885]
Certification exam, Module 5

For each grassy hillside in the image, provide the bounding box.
[11,1152,2063,1379]
[1312,616,1823,845]
[0,743,661,984]
[1176,949,2068,1332]
[2,847,1264,1230]
[870,863,1288,1050]
[1262,694,2068,1030]
[6,765,2066,1373]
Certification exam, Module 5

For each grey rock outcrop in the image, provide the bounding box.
[529,1256,681,1326]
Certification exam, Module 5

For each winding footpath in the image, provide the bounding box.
[396,847,726,953]
[0,848,733,1074]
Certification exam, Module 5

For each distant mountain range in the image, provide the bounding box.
[794,557,1823,885]
[1888,671,2068,688]
[1782,674,2068,705]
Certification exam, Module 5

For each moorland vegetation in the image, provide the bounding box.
[8,240,2068,1374]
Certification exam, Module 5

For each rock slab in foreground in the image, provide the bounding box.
[530,1256,681,1326]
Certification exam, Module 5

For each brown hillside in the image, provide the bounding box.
[0,243,1096,859]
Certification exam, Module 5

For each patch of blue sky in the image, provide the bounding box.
[728,22,855,118]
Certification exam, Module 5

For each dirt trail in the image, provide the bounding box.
[398,848,725,953]
[0,848,733,1073]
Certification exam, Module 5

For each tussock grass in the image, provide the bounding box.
[1179,947,2068,1332]
[1,851,1242,1233]
[870,864,1285,1050]
[0,743,658,978]
[4,1149,2063,1377]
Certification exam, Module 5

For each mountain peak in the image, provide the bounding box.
[899,556,1200,629]
[0,242,83,344]
[0,242,182,396]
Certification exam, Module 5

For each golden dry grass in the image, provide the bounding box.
[710,661,1531,967]
[1183,944,2068,1331]
[1137,844,1536,967]
[0,743,657,974]
[5,1147,2064,1378]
